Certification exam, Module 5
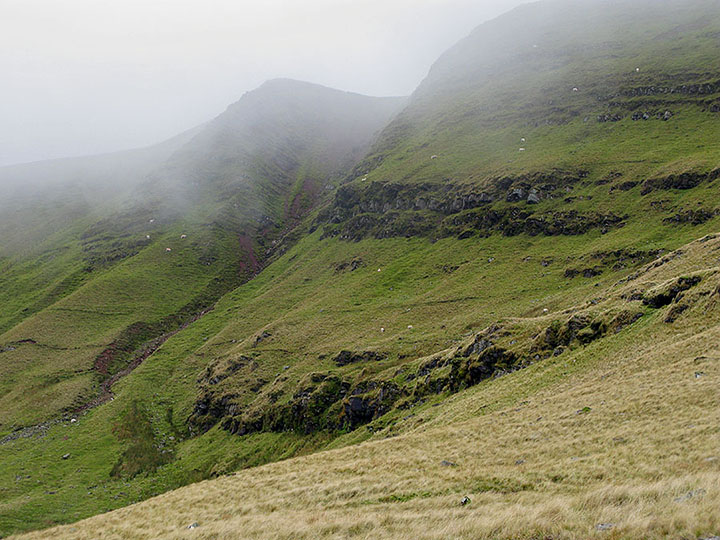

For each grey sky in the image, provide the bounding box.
[0,0,529,166]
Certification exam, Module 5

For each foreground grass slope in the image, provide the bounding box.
[15,232,720,539]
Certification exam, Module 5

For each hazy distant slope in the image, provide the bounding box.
[349,0,720,191]
[0,80,405,428]
[142,79,407,234]
[0,126,203,254]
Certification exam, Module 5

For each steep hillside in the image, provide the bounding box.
[0,125,203,256]
[16,232,720,540]
[0,81,404,429]
[136,79,407,237]
[323,0,720,241]
[1,0,720,537]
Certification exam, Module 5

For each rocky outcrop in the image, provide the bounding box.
[597,113,623,123]
[643,276,702,308]
[533,314,607,354]
[317,171,600,241]
[190,302,647,440]
[564,267,603,279]
[619,81,720,97]
[328,181,495,219]
[641,170,720,195]
[664,303,689,323]
[333,258,364,272]
[664,208,719,225]
[197,356,257,386]
[221,374,350,435]
[333,350,385,367]
[610,181,638,192]
[342,380,402,429]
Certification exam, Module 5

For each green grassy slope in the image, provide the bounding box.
[1,0,720,536]
[12,231,720,540]
[0,81,405,430]
[322,0,720,243]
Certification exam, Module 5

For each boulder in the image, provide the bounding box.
[332,350,385,367]
[506,188,526,202]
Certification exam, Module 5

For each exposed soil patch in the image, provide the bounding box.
[77,308,213,413]
[238,234,261,276]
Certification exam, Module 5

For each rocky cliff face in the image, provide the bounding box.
[314,170,628,240]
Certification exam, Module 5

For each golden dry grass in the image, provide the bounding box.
[13,236,720,540]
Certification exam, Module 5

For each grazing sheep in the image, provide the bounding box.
[180,234,187,239]
[166,248,172,252]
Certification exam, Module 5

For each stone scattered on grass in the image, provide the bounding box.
[674,488,706,503]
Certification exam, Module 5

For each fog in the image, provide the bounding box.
[0,0,530,167]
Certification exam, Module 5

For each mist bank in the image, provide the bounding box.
[0,79,406,256]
